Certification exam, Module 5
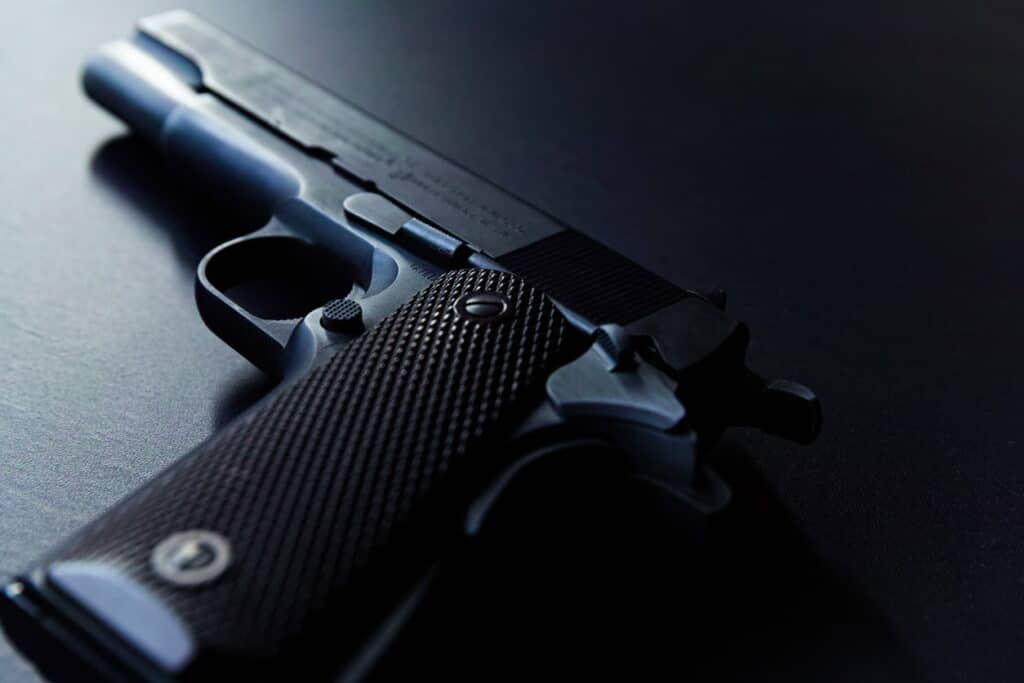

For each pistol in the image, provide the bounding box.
[0,11,820,682]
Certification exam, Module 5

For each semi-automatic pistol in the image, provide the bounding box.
[0,11,821,682]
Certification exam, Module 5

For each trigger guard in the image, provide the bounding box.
[196,219,366,378]
[464,438,618,537]
[464,423,731,540]
[614,423,732,515]
[196,221,309,376]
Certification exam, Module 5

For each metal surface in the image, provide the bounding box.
[106,12,694,329]
[1,1,1023,681]
[138,9,564,258]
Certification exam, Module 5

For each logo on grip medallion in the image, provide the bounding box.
[151,530,232,587]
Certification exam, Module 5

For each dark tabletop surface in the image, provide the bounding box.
[2,1,1022,681]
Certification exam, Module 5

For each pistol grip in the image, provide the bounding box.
[25,268,586,679]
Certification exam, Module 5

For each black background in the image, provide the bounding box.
[1,2,1021,681]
